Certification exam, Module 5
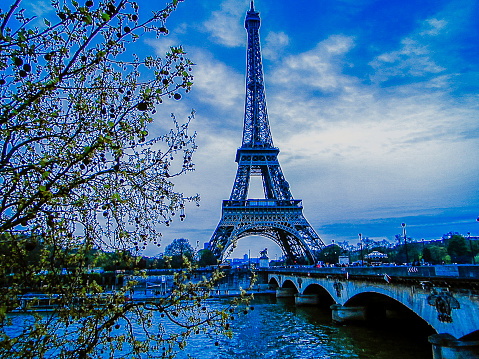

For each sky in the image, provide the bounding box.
[149,0,479,260]
[25,0,479,259]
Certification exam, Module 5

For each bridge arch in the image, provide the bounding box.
[268,277,279,289]
[281,279,299,293]
[462,330,479,342]
[345,291,436,335]
[302,283,336,307]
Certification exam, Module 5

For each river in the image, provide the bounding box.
[6,294,433,358]
[173,295,433,359]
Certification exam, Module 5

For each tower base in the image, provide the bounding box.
[209,199,324,263]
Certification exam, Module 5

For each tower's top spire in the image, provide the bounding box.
[242,1,272,147]
[245,0,260,29]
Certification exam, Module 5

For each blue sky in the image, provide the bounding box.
[147,0,479,259]
[26,0,479,259]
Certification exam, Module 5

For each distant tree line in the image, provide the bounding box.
[0,236,218,274]
[316,232,479,265]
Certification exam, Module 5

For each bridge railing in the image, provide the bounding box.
[263,264,479,280]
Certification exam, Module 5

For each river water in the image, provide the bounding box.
[6,294,433,358]
[176,295,433,359]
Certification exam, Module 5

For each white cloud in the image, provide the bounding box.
[25,0,53,18]
[188,49,244,109]
[263,31,289,60]
[369,17,449,82]
[202,0,250,47]
[370,38,445,80]
[145,38,244,114]
[420,18,447,36]
[270,35,355,93]
[254,29,479,225]
[149,0,479,253]
[145,37,185,60]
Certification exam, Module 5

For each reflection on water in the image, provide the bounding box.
[177,295,432,359]
[6,295,433,358]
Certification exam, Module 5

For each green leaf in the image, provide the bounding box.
[44,19,51,26]
[39,185,46,192]
[101,13,110,22]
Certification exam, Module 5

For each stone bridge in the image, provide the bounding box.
[263,265,479,359]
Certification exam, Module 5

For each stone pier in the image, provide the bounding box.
[295,294,319,306]
[276,287,295,298]
[330,304,366,323]
[429,334,479,359]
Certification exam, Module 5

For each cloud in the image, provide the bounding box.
[144,36,186,60]
[144,40,244,128]
[24,0,53,18]
[23,0,55,27]
[270,35,355,93]
[149,0,479,253]
[420,18,447,36]
[370,38,445,81]
[187,49,244,109]
[263,31,289,60]
[202,0,250,47]
[252,24,479,228]
[369,17,449,82]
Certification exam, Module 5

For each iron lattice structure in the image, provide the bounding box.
[209,2,325,263]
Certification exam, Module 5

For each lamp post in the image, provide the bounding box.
[359,233,363,266]
[468,232,475,265]
[402,223,409,265]
[332,239,336,265]
[421,238,425,265]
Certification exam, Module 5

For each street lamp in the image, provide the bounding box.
[359,233,363,266]
[402,223,409,265]
[468,232,475,265]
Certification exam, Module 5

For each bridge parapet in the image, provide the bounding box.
[266,264,479,280]
[265,265,479,294]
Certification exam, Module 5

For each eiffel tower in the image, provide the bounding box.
[209,1,325,263]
